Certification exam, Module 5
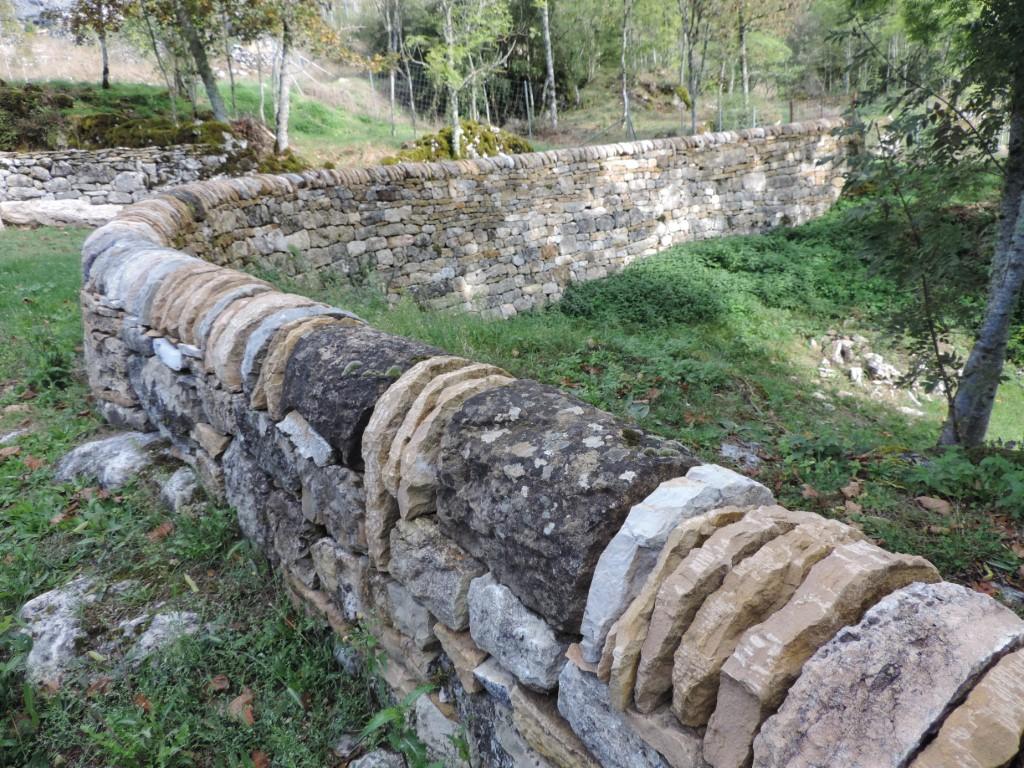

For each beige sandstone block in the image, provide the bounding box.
[167,269,246,339]
[703,539,938,768]
[192,422,231,459]
[361,356,473,570]
[510,685,600,768]
[670,519,858,727]
[434,623,488,693]
[911,648,1024,768]
[145,263,220,332]
[381,362,507,497]
[250,315,350,415]
[397,374,513,519]
[176,273,266,345]
[621,706,710,768]
[601,507,748,710]
[633,507,802,713]
[206,293,317,391]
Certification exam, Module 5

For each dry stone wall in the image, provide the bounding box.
[168,119,845,316]
[77,129,1024,767]
[0,145,234,205]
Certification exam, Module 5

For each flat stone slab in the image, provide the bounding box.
[671,519,856,726]
[55,432,166,489]
[911,647,1024,768]
[705,539,939,768]
[281,324,443,468]
[252,315,345,417]
[751,581,1024,768]
[438,380,697,633]
[601,507,747,711]
[18,577,97,686]
[0,199,122,227]
[511,684,600,768]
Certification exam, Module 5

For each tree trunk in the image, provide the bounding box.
[274,17,292,154]
[176,0,228,122]
[99,28,110,89]
[738,1,749,112]
[141,4,178,124]
[256,39,266,125]
[442,1,461,157]
[940,92,1024,446]
[621,0,634,139]
[678,0,689,134]
[540,0,557,130]
[221,10,237,117]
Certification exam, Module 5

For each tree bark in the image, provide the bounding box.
[738,1,749,112]
[221,9,237,117]
[274,16,292,154]
[99,27,110,89]
[256,39,266,125]
[540,0,557,130]
[620,0,634,139]
[940,91,1024,446]
[141,2,178,124]
[176,0,228,122]
[442,1,461,157]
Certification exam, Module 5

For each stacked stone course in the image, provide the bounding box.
[78,123,1024,767]
[0,145,233,205]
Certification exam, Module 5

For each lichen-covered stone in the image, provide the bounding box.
[54,431,166,489]
[281,324,442,467]
[301,463,367,552]
[389,518,486,630]
[751,581,1024,768]
[253,315,344,417]
[438,380,696,633]
[160,466,199,512]
[310,538,370,620]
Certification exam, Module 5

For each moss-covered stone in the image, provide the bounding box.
[384,119,533,164]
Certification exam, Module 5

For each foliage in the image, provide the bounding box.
[360,684,444,768]
[384,119,532,162]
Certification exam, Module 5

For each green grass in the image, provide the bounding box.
[0,228,376,767]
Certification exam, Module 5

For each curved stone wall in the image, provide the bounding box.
[163,119,845,316]
[78,131,1024,767]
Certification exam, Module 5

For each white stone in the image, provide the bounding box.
[18,577,96,686]
[54,432,165,489]
[153,338,186,371]
[276,411,334,467]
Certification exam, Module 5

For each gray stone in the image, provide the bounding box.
[752,581,1024,768]
[160,466,199,512]
[381,578,437,650]
[556,662,669,768]
[277,410,335,467]
[438,380,697,633]
[301,463,367,552]
[0,199,122,227]
[310,538,370,620]
[153,338,186,371]
[55,432,166,489]
[468,574,569,692]
[389,518,486,631]
[474,657,517,707]
[281,324,443,468]
[18,577,96,686]
[414,694,470,768]
[128,356,205,451]
[125,611,202,662]
[350,750,406,768]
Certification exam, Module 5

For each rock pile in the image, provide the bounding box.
[70,130,1024,767]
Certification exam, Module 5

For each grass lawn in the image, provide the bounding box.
[0,228,375,767]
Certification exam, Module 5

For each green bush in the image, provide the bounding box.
[384,119,532,163]
[909,448,1024,513]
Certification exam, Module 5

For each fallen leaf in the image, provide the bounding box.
[2,403,31,415]
[208,674,230,692]
[844,499,862,515]
[927,525,950,535]
[916,496,953,515]
[250,751,270,768]
[0,446,21,460]
[49,512,71,526]
[85,676,112,697]
[1010,542,1024,559]
[23,456,45,471]
[970,580,998,596]
[18,390,36,401]
[801,484,820,500]
[841,480,862,499]
[133,693,152,712]
[146,522,174,542]
[86,650,106,663]
[228,688,255,726]
[183,573,199,593]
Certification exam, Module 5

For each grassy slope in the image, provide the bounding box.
[0,229,373,767]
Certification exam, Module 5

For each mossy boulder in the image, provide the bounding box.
[384,119,532,164]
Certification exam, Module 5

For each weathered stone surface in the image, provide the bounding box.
[438,380,696,633]
[277,410,334,467]
[349,750,406,768]
[488,700,555,768]
[0,199,122,227]
[310,538,370,621]
[378,578,437,650]
[301,463,366,552]
[152,338,185,371]
[193,283,273,347]
[160,466,199,512]
[18,577,96,686]
[434,623,488,693]
[911,647,1024,768]
[192,422,230,459]
[145,263,220,332]
[389,518,486,631]
[250,315,345,416]
[55,431,166,489]
[281,324,442,467]
[557,662,669,768]
[634,508,799,713]
[602,507,747,711]
[751,581,1024,768]
[511,684,600,768]
[125,611,202,662]
[383,362,506,496]
[414,693,470,768]
[233,406,301,492]
[222,439,276,550]
[397,373,513,519]
[475,656,517,707]
[622,707,709,768]
[175,272,264,346]
[704,539,939,768]
[671,519,856,726]
[128,356,205,449]
[581,468,773,664]
[469,574,569,692]
[362,355,472,570]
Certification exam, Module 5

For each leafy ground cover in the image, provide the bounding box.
[0,228,378,767]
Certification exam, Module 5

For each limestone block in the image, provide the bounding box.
[557,662,669,768]
[379,578,437,650]
[475,657,517,707]
[434,622,487,693]
[704,539,939,768]
[602,508,747,711]
[251,315,345,417]
[580,468,773,664]
[193,284,274,348]
[280,324,443,467]
[468,574,569,692]
[414,693,470,768]
[670,519,857,726]
[396,373,513,519]
[276,411,334,468]
[172,271,255,343]
[301,463,366,553]
[911,647,1024,768]
[362,355,473,570]
[633,508,800,713]
[145,262,220,332]
[511,684,601,768]
[389,518,485,631]
[438,380,696,633]
[309,538,370,621]
[751,581,1024,768]
[622,707,710,768]
[54,431,166,490]
[192,422,230,459]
